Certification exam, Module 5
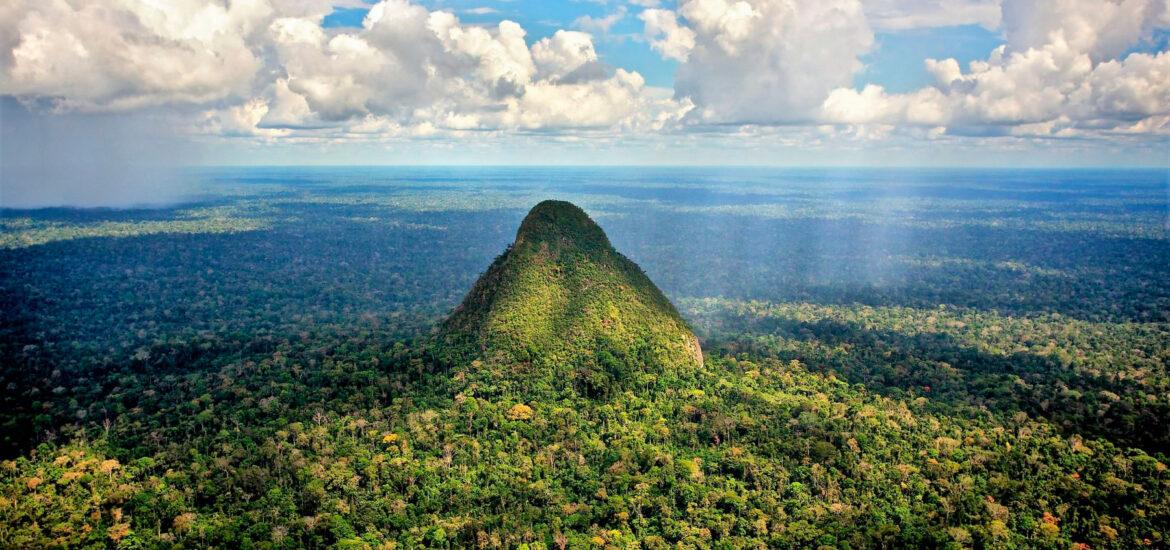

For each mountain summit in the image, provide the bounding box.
[440,200,702,395]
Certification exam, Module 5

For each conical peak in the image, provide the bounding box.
[515,200,611,250]
[439,199,704,383]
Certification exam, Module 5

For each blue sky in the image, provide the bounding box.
[322,1,688,88]
[1,0,1168,198]
[322,2,1007,92]
[859,25,1003,93]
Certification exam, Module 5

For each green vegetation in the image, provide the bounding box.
[1,168,1167,548]
[440,201,704,398]
[685,300,1170,452]
[0,204,273,248]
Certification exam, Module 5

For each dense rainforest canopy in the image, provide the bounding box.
[1,167,1167,549]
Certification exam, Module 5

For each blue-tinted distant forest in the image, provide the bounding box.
[1,167,1168,549]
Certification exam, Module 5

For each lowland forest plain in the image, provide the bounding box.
[1,166,1168,549]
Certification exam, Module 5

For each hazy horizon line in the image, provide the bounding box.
[187,164,1170,171]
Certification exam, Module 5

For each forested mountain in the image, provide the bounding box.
[439,201,704,397]
[1,168,1167,549]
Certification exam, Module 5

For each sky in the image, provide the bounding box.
[1,0,1169,206]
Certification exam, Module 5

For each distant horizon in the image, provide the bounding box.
[4,164,1166,210]
[186,164,1170,170]
[3,0,1169,206]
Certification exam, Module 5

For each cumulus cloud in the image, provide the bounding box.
[532,31,600,79]
[1,0,271,110]
[1002,0,1170,61]
[820,0,1170,136]
[0,0,685,134]
[664,0,875,124]
[640,9,696,61]
[2,0,1168,151]
[261,2,692,133]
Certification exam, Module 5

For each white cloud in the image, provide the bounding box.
[667,0,875,124]
[259,79,324,129]
[2,0,1168,154]
[633,0,1170,140]
[864,0,1002,31]
[272,0,339,18]
[1,0,270,110]
[532,31,599,79]
[263,2,691,134]
[639,9,696,61]
[1002,0,1170,61]
[573,7,628,34]
[820,0,1170,134]
[0,0,686,135]
[503,70,644,129]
